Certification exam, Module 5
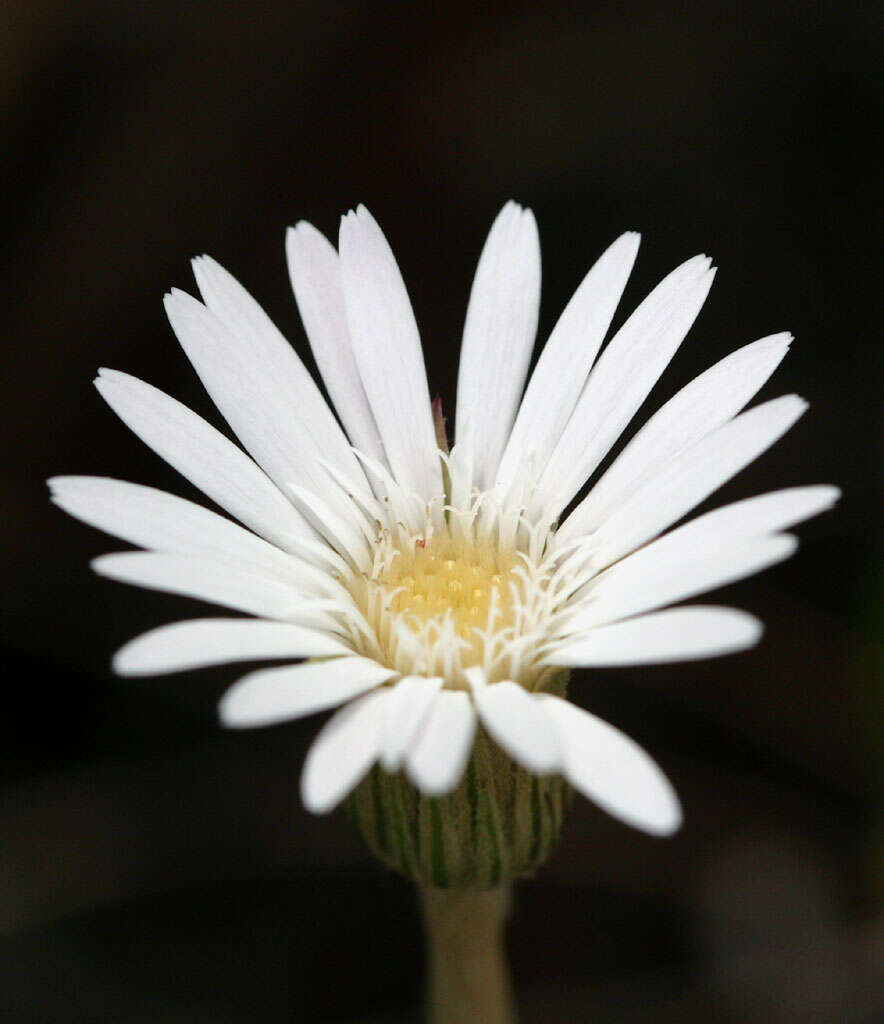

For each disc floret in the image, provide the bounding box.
[345,497,564,689]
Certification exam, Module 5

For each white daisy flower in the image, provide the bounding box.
[50,202,838,844]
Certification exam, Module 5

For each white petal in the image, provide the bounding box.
[92,551,325,622]
[463,665,487,692]
[49,476,301,579]
[531,254,715,521]
[455,202,541,490]
[338,205,442,500]
[286,482,371,572]
[568,534,797,631]
[351,447,426,533]
[473,681,560,774]
[163,288,364,520]
[191,256,372,496]
[113,618,351,676]
[540,696,682,836]
[446,442,474,513]
[379,675,444,771]
[95,369,314,557]
[495,231,640,498]
[219,656,395,728]
[286,222,387,466]
[405,690,476,796]
[301,688,390,814]
[590,395,808,567]
[645,484,841,551]
[314,453,387,525]
[561,484,838,603]
[559,333,792,543]
[550,606,763,666]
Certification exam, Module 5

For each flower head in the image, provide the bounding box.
[50,202,838,842]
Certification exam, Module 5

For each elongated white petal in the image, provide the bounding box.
[114,618,351,676]
[473,681,560,774]
[550,606,763,666]
[496,231,640,497]
[95,369,314,557]
[164,288,363,522]
[92,552,316,621]
[191,256,372,496]
[406,691,476,796]
[455,202,541,490]
[301,688,390,813]
[569,534,797,631]
[540,696,682,836]
[380,675,444,771]
[446,442,474,513]
[591,395,808,567]
[286,222,387,466]
[561,484,838,603]
[220,656,395,728]
[645,484,841,552]
[532,255,715,521]
[338,205,442,500]
[559,333,792,543]
[49,476,301,579]
[351,447,427,533]
[286,482,371,571]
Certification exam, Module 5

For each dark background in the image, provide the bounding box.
[2,1,881,1021]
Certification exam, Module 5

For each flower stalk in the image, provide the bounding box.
[420,884,514,1024]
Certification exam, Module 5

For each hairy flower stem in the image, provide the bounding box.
[420,884,514,1024]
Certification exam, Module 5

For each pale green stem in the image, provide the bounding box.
[419,885,514,1024]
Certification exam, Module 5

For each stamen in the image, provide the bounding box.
[342,493,570,688]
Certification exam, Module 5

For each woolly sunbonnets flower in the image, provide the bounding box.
[51,203,838,837]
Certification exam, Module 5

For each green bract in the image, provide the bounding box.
[348,671,572,889]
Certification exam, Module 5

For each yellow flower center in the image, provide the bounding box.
[378,534,519,640]
[343,508,557,686]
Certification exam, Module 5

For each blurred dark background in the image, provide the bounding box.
[2,1,882,1020]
